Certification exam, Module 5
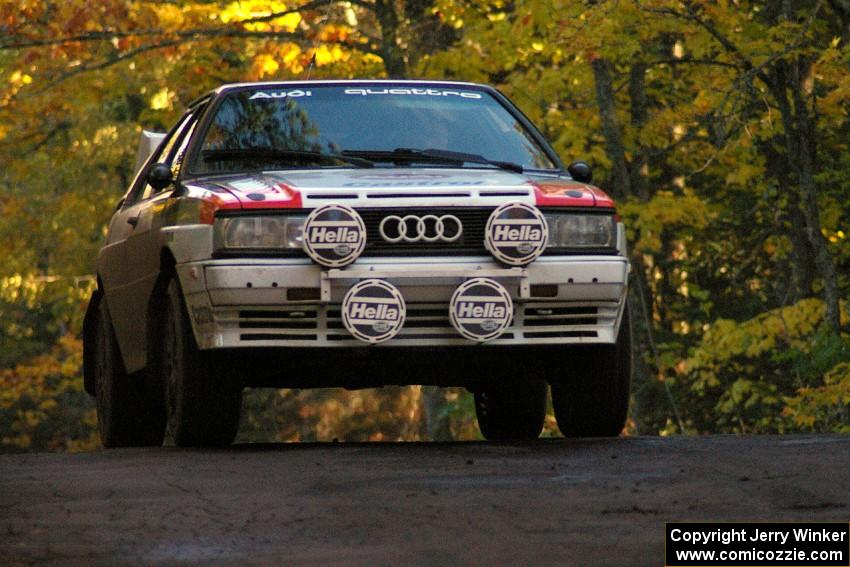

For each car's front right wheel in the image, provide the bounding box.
[94,299,165,448]
[155,277,242,447]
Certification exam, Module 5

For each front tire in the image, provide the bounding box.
[156,278,242,447]
[94,300,165,448]
[550,306,632,437]
[474,377,547,441]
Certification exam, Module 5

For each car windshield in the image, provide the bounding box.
[192,85,557,174]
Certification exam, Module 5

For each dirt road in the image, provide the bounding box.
[1,435,848,566]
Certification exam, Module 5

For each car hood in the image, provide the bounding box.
[186,167,614,210]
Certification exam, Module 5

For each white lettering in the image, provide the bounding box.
[793,528,845,542]
[310,227,359,243]
[750,529,788,545]
[457,302,506,319]
[493,224,543,242]
[343,88,482,99]
[249,90,312,100]
[350,302,399,321]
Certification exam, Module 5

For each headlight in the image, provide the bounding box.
[544,213,615,248]
[213,215,306,251]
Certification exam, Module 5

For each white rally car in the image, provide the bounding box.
[83,80,631,447]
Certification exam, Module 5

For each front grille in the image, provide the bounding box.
[359,208,491,256]
[226,301,618,345]
[213,207,619,259]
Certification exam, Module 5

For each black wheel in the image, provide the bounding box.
[157,278,242,447]
[94,299,165,447]
[550,306,632,437]
[474,377,547,441]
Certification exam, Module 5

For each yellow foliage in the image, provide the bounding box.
[784,362,850,432]
[253,54,281,78]
[620,191,715,254]
[150,87,174,111]
[314,44,346,66]
[0,335,100,453]
[687,298,841,371]
[9,70,33,86]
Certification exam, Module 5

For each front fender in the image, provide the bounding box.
[159,225,214,263]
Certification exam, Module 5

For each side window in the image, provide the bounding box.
[125,112,196,205]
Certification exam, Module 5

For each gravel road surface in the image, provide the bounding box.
[1,435,848,566]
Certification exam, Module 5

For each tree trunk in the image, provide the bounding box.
[628,63,650,201]
[624,61,655,431]
[785,190,817,302]
[374,0,407,78]
[765,145,816,302]
[769,61,841,332]
[421,386,452,441]
[592,58,631,199]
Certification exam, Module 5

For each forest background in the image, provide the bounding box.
[1,0,848,452]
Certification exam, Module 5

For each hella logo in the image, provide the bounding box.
[485,202,548,266]
[491,224,545,242]
[303,204,366,268]
[455,301,508,319]
[348,302,401,321]
[308,226,361,243]
[342,280,406,344]
[449,278,513,342]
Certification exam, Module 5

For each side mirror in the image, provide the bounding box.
[567,161,593,184]
[147,163,174,190]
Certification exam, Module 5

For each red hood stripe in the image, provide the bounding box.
[236,182,303,209]
[214,178,303,210]
[530,179,616,209]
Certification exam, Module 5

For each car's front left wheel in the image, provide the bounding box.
[549,307,632,437]
[94,299,165,448]
[474,378,547,441]
[155,277,242,447]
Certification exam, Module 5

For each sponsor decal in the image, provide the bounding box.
[348,172,449,180]
[302,204,366,267]
[484,202,548,266]
[229,179,276,193]
[449,278,513,342]
[249,90,312,100]
[343,88,482,99]
[341,181,484,187]
[379,214,463,243]
[342,279,406,344]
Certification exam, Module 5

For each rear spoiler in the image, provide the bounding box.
[133,130,166,177]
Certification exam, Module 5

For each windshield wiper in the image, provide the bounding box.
[342,148,524,173]
[201,148,374,168]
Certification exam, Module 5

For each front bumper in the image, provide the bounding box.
[176,255,629,349]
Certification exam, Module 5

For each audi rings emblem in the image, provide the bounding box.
[379,214,463,243]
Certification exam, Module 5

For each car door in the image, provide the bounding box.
[99,111,199,373]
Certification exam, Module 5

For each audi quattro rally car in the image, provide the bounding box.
[83,80,632,447]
